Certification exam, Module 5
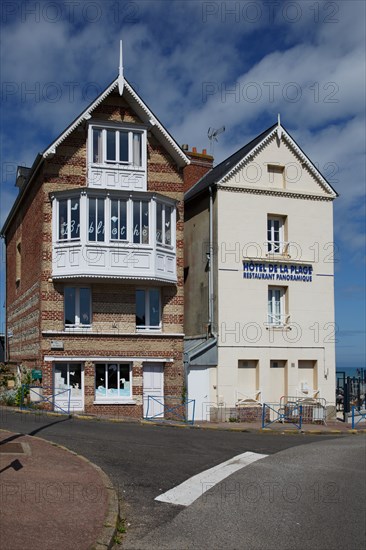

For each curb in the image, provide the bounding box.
[0,428,120,550]
[2,406,366,435]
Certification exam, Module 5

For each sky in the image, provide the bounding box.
[0,0,365,370]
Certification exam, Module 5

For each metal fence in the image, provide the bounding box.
[20,385,71,415]
[262,395,327,430]
[144,395,196,425]
[351,406,366,429]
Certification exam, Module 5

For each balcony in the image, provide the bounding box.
[52,242,176,282]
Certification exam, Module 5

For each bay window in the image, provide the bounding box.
[268,286,287,326]
[64,287,91,328]
[55,194,174,247]
[136,289,161,330]
[95,363,131,400]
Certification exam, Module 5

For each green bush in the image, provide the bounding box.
[0,389,17,406]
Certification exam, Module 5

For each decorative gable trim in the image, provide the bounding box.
[217,184,334,202]
[43,77,189,168]
[43,80,119,158]
[219,126,337,198]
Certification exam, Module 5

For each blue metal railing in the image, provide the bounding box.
[144,395,195,425]
[262,402,303,430]
[20,385,71,415]
[351,406,366,429]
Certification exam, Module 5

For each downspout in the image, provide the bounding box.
[208,186,214,336]
[209,185,219,409]
[1,236,8,363]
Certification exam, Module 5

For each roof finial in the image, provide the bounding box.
[118,40,124,96]
[277,113,282,140]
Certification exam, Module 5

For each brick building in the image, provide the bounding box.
[1,73,189,417]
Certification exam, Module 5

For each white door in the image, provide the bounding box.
[54,363,84,413]
[188,366,210,421]
[143,363,164,418]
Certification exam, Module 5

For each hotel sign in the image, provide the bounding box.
[243,261,313,282]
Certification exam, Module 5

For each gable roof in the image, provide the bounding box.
[185,123,338,202]
[42,76,190,168]
[1,76,190,236]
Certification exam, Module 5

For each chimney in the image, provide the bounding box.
[183,146,214,193]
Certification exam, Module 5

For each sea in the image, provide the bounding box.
[336,367,366,380]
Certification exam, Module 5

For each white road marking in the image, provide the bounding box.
[155,451,268,507]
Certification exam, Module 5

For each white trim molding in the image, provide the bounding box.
[44,356,174,362]
[220,126,337,198]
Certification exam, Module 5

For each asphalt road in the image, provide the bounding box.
[136,437,366,550]
[0,408,363,549]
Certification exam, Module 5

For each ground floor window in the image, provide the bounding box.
[95,363,131,400]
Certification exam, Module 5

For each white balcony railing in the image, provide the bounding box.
[52,242,176,282]
[266,240,291,256]
[266,313,290,328]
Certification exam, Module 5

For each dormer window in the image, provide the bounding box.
[88,123,147,191]
[91,125,144,168]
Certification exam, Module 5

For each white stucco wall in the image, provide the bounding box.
[214,133,336,407]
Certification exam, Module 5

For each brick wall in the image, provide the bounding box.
[183,148,213,193]
[5,87,185,416]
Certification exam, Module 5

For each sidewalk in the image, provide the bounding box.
[186,418,366,434]
[0,430,119,550]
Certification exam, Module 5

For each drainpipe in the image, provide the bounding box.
[2,236,8,364]
[208,186,214,336]
[209,186,220,410]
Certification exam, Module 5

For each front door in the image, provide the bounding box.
[54,363,84,413]
[143,363,164,418]
[188,366,210,421]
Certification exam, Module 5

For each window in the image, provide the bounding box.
[88,197,105,242]
[16,241,21,286]
[133,201,149,244]
[95,363,131,399]
[267,216,286,254]
[270,360,286,368]
[136,289,161,330]
[91,127,143,168]
[58,198,80,240]
[64,287,91,328]
[110,199,127,240]
[54,194,174,249]
[156,203,173,246]
[268,286,287,326]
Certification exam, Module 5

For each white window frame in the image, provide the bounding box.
[57,197,80,242]
[89,123,146,170]
[136,288,162,331]
[54,192,176,252]
[94,362,132,401]
[267,216,286,255]
[156,202,174,248]
[267,286,287,327]
[64,286,92,329]
[88,196,106,242]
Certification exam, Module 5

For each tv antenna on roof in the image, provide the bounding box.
[208,126,225,156]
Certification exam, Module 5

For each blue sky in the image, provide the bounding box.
[0,0,365,369]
